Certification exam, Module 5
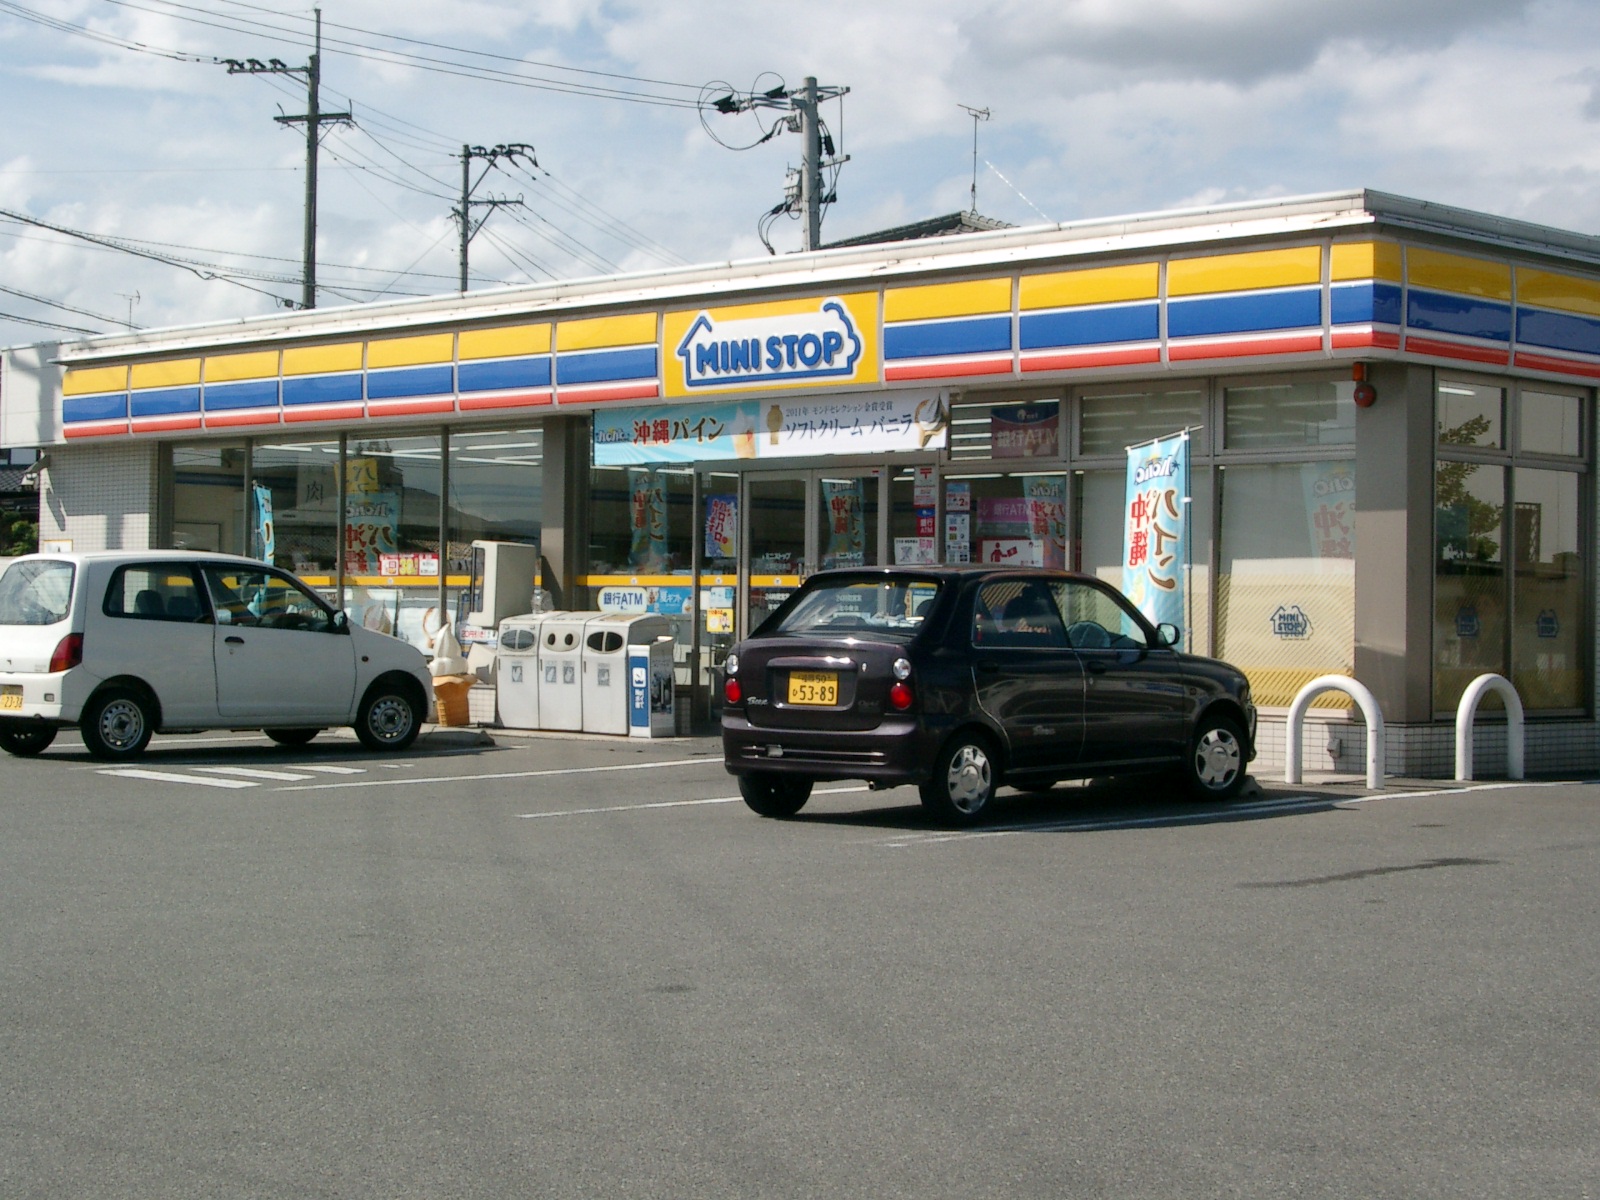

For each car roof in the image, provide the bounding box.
[8,550,272,568]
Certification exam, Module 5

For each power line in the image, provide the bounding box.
[0,283,139,329]
[0,308,98,335]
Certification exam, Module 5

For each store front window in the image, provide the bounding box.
[169,441,246,554]
[1434,377,1588,714]
[1223,379,1356,449]
[251,437,340,582]
[1217,461,1355,707]
[943,472,1068,570]
[1079,387,1203,456]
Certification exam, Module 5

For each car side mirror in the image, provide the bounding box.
[332,610,350,634]
[1156,622,1181,649]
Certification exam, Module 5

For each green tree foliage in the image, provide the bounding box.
[0,510,37,557]
[1436,415,1501,565]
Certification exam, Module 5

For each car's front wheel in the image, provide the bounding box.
[265,728,320,747]
[354,681,422,752]
[0,725,57,757]
[81,687,155,760]
[921,732,998,825]
[738,773,813,818]
[1184,712,1247,800]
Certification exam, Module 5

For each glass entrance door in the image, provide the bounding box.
[739,469,884,636]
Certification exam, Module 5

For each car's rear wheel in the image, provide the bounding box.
[1184,712,1247,800]
[738,773,813,818]
[354,681,422,752]
[265,728,320,747]
[0,725,57,757]
[81,687,155,760]
[921,732,998,825]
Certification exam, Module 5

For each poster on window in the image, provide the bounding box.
[992,403,1060,458]
[628,468,670,570]
[821,478,865,568]
[345,490,400,574]
[1302,461,1355,559]
[1123,430,1190,629]
[1022,475,1067,569]
[704,494,737,560]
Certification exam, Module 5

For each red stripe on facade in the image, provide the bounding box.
[1167,332,1323,361]
[884,356,1014,381]
[1513,350,1600,380]
[457,389,555,412]
[1403,336,1510,366]
[282,403,366,424]
[63,422,129,439]
[1020,345,1162,372]
[556,381,661,404]
[203,410,282,428]
[1331,328,1402,350]
[131,415,203,434]
[364,397,456,417]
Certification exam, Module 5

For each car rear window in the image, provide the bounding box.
[767,577,941,641]
[0,559,75,626]
[103,565,210,624]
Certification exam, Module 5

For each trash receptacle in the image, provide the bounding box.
[537,613,588,731]
[629,631,676,738]
[582,613,671,735]
[496,613,560,730]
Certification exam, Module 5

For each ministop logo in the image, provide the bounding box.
[676,299,863,389]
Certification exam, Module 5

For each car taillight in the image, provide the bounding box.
[724,677,743,704]
[49,633,83,673]
[888,680,914,711]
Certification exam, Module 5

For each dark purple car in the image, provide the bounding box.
[722,566,1256,825]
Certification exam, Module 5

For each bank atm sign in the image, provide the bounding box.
[664,293,879,397]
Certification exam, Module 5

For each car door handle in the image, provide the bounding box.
[225,635,244,645]
[1086,661,1108,675]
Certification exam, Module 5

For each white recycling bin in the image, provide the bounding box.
[628,634,676,738]
[581,613,672,736]
[495,613,563,730]
[536,613,590,731]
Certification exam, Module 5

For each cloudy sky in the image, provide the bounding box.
[1,0,1596,349]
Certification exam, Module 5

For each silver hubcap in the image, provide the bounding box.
[945,744,993,813]
[1194,727,1241,789]
[99,699,146,751]
[366,696,414,743]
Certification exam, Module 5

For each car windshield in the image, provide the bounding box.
[0,559,75,626]
[767,577,941,641]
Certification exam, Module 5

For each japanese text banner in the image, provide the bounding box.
[1123,430,1189,630]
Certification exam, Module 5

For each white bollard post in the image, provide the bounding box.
[1285,675,1386,791]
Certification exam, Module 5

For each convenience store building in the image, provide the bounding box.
[3,188,1598,776]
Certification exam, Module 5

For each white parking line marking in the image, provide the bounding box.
[100,769,256,789]
[277,755,714,793]
[518,785,869,819]
[192,766,315,782]
[298,765,366,775]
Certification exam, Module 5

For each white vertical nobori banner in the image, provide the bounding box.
[1122,430,1189,630]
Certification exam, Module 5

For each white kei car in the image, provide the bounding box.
[0,550,435,760]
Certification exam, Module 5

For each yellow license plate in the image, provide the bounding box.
[787,671,838,706]
[1,687,22,711]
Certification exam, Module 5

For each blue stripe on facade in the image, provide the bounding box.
[1167,288,1322,338]
[63,392,128,423]
[1019,303,1158,350]
[1516,306,1600,357]
[458,356,552,393]
[366,364,455,400]
[882,314,1012,361]
[1330,281,1403,327]
[203,379,280,411]
[129,386,201,418]
[1406,289,1512,342]
[555,346,658,386]
[281,374,364,406]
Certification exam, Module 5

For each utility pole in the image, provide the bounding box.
[958,104,991,213]
[225,7,351,309]
[453,143,537,291]
[713,76,849,251]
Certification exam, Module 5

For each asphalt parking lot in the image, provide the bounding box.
[1,727,1595,1198]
